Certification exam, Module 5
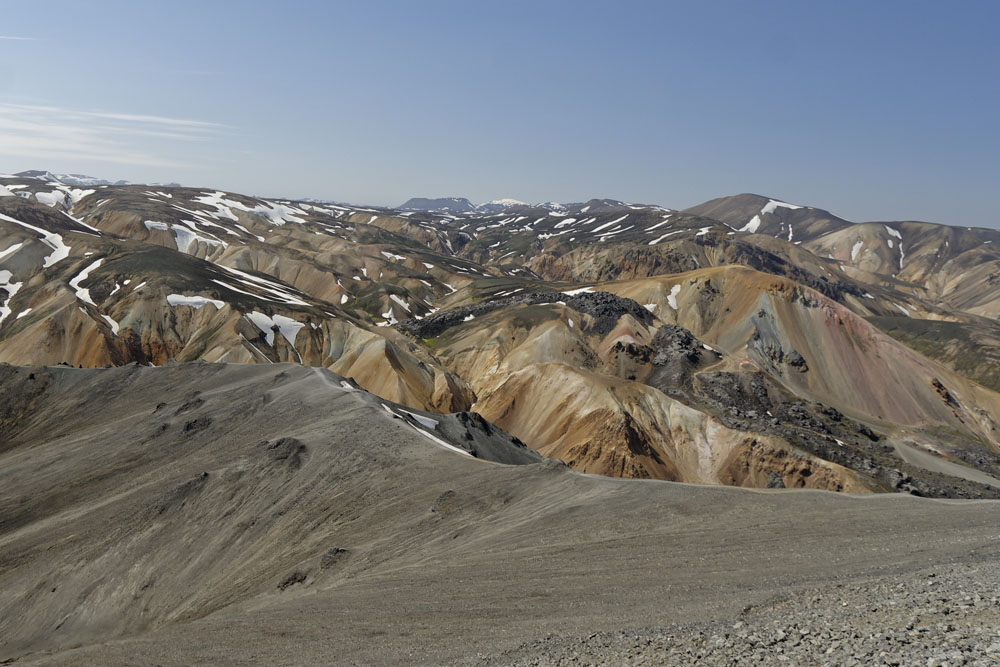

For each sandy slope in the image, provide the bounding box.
[1,363,997,665]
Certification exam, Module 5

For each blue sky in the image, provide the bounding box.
[0,0,997,225]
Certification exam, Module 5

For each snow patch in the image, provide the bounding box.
[590,214,629,233]
[193,191,307,226]
[0,213,71,267]
[100,313,120,335]
[34,190,67,208]
[67,188,95,205]
[382,405,471,457]
[648,230,681,245]
[0,269,23,324]
[646,216,674,232]
[167,294,225,310]
[761,199,803,214]
[246,311,304,347]
[171,224,227,254]
[739,215,761,233]
[400,409,440,429]
[389,294,411,312]
[667,284,681,310]
[0,242,23,260]
[68,258,103,306]
[216,265,309,306]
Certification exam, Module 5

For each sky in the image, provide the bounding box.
[0,0,997,225]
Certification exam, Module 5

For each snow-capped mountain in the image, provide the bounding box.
[398,197,477,214]
[14,170,126,187]
[475,198,529,214]
[399,196,533,215]
[12,170,180,188]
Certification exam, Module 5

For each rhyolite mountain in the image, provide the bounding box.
[2,170,1000,498]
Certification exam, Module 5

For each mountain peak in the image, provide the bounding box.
[398,197,476,213]
[482,198,527,207]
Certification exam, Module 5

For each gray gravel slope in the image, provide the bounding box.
[0,363,997,666]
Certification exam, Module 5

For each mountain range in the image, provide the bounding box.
[398,196,542,214]
[2,170,1000,498]
[9,170,181,188]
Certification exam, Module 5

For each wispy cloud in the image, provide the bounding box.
[0,102,228,168]
[0,36,35,41]
[8,104,228,129]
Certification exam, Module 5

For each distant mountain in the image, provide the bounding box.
[15,170,125,186]
[13,170,179,188]
[399,196,534,215]
[398,197,476,213]
[398,195,673,216]
[683,193,852,243]
[562,198,660,215]
[539,201,568,212]
[476,198,529,214]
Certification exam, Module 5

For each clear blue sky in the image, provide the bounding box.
[0,0,997,225]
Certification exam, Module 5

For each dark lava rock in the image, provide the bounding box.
[277,571,307,590]
[320,547,349,569]
[651,324,703,366]
[265,437,307,469]
[181,416,212,435]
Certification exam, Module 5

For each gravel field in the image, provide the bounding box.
[487,563,1000,667]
